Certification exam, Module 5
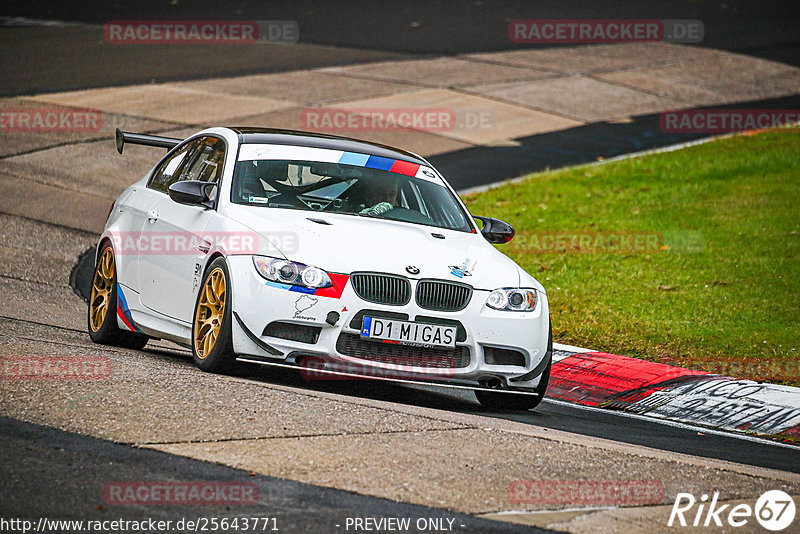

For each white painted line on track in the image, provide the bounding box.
[0,16,95,28]
[458,136,718,195]
[487,506,614,516]
[553,342,594,355]
[457,125,800,196]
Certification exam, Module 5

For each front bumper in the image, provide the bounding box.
[227,256,550,391]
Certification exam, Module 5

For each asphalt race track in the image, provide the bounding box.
[335,382,800,474]
[0,416,546,534]
[67,249,800,473]
[3,0,799,96]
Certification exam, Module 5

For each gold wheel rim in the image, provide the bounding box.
[194,267,226,359]
[89,247,114,332]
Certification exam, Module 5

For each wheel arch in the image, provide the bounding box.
[197,252,235,313]
[96,236,114,262]
[191,252,237,371]
[201,252,226,277]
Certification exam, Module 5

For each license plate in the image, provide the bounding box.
[360,317,456,349]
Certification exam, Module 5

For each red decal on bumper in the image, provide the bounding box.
[314,273,349,299]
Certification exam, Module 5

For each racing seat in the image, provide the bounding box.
[236,161,289,201]
[238,166,267,200]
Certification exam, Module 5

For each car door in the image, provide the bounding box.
[121,140,194,293]
[138,136,226,323]
[112,186,153,293]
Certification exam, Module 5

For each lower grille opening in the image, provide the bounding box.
[263,322,321,344]
[336,333,470,368]
[484,347,526,367]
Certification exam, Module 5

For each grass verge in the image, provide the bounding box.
[462,128,800,385]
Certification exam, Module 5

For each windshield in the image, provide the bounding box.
[230,147,474,232]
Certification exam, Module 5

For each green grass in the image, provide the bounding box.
[462,128,800,385]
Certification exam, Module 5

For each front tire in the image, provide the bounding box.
[191,257,235,373]
[475,320,552,411]
[87,244,148,350]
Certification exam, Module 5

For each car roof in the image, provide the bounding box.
[229,127,427,166]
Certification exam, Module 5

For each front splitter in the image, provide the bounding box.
[235,356,540,396]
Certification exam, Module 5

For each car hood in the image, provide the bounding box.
[226,205,524,290]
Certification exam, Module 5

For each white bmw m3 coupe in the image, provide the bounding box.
[88,127,551,409]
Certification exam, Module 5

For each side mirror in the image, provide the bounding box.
[474,216,515,244]
[168,180,215,208]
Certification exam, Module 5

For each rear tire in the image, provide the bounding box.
[87,243,149,350]
[475,320,552,411]
[191,257,236,373]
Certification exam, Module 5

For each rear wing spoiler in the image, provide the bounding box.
[115,128,182,154]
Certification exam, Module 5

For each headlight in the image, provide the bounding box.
[252,256,332,288]
[486,288,537,311]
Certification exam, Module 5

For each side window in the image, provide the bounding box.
[148,136,226,193]
[176,137,226,185]
[148,142,194,193]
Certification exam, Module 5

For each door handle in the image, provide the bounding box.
[146,210,159,223]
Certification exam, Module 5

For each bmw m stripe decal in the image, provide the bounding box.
[363,155,394,171]
[263,273,350,299]
[116,284,142,333]
[238,144,439,183]
[337,152,369,166]
[263,281,316,294]
[337,152,420,177]
[389,159,422,176]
